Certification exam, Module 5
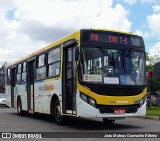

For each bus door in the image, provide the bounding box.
[27,60,35,113]
[62,47,76,115]
[11,67,16,107]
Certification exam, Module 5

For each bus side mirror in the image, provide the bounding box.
[75,47,79,61]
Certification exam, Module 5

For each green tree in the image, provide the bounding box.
[147,77,160,93]
[0,63,6,93]
[146,52,153,71]
[146,52,160,94]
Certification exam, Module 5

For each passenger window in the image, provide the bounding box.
[48,47,60,64]
[48,62,60,77]
[38,54,45,67]
[22,62,27,82]
[22,72,26,83]
[17,64,22,83]
[17,74,21,83]
[23,62,26,72]
[7,69,11,85]
[36,66,46,80]
[18,64,22,73]
[48,47,60,77]
[36,54,46,80]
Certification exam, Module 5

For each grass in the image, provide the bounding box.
[146,106,160,117]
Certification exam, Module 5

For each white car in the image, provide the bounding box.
[0,94,7,107]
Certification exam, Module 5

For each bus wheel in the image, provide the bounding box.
[17,98,24,116]
[102,118,115,124]
[53,99,66,125]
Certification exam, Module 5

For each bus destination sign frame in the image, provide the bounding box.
[82,30,144,47]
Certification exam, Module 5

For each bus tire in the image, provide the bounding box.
[17,98,24,116]
[53,99,66,125]
[102,118,115,124]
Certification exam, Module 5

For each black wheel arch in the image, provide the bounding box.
[50,94,59,115]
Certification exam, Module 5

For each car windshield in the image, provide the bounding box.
[80,47,146,85]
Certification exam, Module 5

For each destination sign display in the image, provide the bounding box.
[82,31,144,47]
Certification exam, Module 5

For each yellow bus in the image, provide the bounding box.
[5,29,147,125]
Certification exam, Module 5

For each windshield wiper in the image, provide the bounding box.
[126,48,133,57]
[98,44,106,56]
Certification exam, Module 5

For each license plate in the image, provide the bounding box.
[114,108,126,114]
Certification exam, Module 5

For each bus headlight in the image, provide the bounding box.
[81,93,88,102]
[88,97,96,106]
[80,93,96,108]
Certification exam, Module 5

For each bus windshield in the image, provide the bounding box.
[80,47,146,85]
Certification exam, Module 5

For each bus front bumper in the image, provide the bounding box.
[77,97,146,118]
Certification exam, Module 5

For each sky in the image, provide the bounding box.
[0,0,160,66]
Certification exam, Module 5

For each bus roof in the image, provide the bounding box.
[7,30,79,68]
[91,28,134,35]
[7,29,135,68]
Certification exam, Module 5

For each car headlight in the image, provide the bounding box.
[80,93,96,107]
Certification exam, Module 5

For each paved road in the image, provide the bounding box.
[0,107,160,141]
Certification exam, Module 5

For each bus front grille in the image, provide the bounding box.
[98,105,139,114]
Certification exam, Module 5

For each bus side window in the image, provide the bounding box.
[22,62,27,83]
[7,68,11,85]
[16,64,22,83]
[36,54,46,80]
[47,47,60,77]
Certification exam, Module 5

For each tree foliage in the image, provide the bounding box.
[146,52,153,71]
[0,63,6,93]
[146,52,160,94]
[149,55,160,65]
[147,77,160,93]
[146,52,160,71]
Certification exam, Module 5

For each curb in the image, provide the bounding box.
[141,115,160,120]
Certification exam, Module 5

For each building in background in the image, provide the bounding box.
[152,62,160,78]
[146,70,152,80]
